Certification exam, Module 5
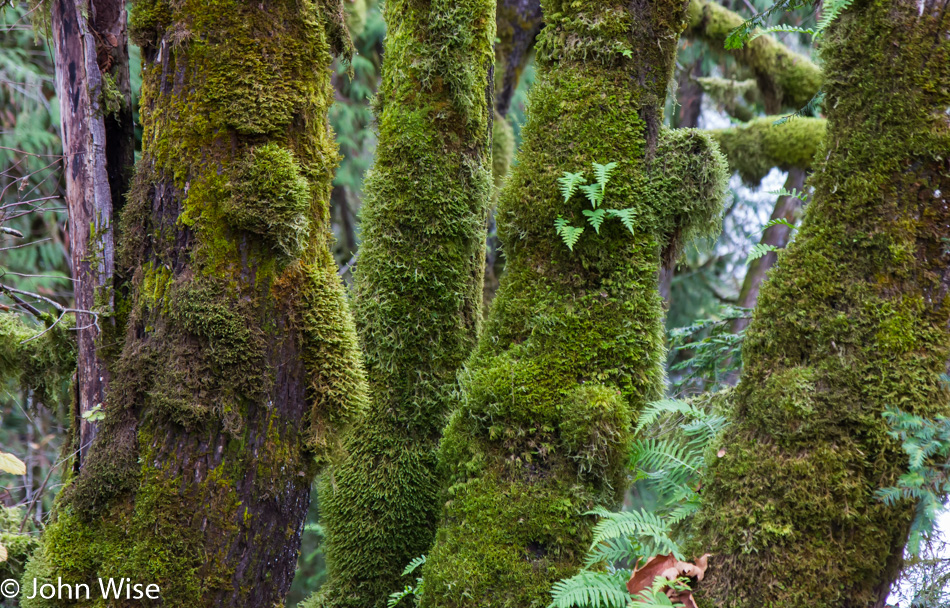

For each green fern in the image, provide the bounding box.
[588,507,681,558]
[548,570,632,608]
[773,91,825,125]
[387,555,427,608]
[593,162,617,191]
[767,187,807,201]
[749,23,815,40]
[581,182,605,209]
[747,243,778,262]
[583,209,608,234]
[402,554,426,576]
[558,171,588,203]
[606,209,636,235]
[555,216,585,251]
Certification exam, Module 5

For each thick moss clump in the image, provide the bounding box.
[692,1,950,606]
[25,0,367,606]
[309,0,494,607]
[419,2,729,607]
[709,116,825,183]
[1,506,38,584]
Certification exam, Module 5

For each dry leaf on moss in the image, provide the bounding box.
[0,544,7,563]
[627,553,711,608]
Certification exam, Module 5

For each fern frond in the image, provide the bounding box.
[388,587,416,608]
[593,162,618,190]
[773,91,825,125]
[606,209,636,234]
[548,570,632,608]
[761,218,796,232]
[402,555,426,576]
[723,0,810,49]
[580,183,605,209]
[587,507,680,557]
[747,243,778,262]
[749,24,814,40]
[583,209,607,234]
[636,399,702,433]
[815,0,853,34]
[584,535,640,568]
[767,187,806,201]
[558,171,587,203]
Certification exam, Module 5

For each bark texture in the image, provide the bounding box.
[23,1,367,606]
[420,2,728,606]
[693,0,950,605]
[308,0,494,606]
[51,0,134,465]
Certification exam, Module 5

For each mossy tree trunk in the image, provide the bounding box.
[693,0,950,605]
[420,2,729,606]
[309,0,494,607]
[50,0,134,465]
[24,1,367,606]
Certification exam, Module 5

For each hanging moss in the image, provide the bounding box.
[686,0,822,112]
[419,2,729,607]
[691,1,950,606]
[0,312,76,406]
[26,0,367,605]
[308,0,494,606]
[709,116,825,183]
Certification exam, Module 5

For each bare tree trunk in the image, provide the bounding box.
[732,167,806,333]
[51,0,133,466]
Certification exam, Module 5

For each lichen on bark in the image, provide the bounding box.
[419,2,729,606]
[692,0,950,606]
[23,0,367,606]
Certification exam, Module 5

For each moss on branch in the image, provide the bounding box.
[709,116,826,183]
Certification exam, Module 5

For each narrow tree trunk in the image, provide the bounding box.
[309,0,494,606]
[732,167,806,333]
[694,0,950,605]
[495,0,542,117]
[420,2,729,605]
[24,1,367,606]
[51,0,133,466]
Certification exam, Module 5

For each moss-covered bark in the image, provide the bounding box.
[308,1,494,607]
[686,0,821,112]
[693,0,950,605]
[709,116,824,184]
[420,2,729,607]
[23,1,367,606]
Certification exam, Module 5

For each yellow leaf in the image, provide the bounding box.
[0,543,7,563]
[0,452,26,475]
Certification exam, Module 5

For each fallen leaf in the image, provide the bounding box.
[0,452,26,476]
[0,544,7,562]
[627,553,677,595]
[628,553,712,607]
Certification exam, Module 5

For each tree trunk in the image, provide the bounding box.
[51,0,133,466]
[24,1,367,606]
[308,0,494,606]
[693,0,950,605]
[420,1,729,605]
[732,167,806,333]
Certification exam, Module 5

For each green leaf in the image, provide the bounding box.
[606,209,636,234]
[555,217,585,251]
[548,570,632,608]
[580,183,604,209]
[402,555,426,576]
[0,452,26,476]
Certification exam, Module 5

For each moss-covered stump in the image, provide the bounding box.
[22,1,367,607]
[420,2,729,607]
[693,0,950,606]
[308,0,494,607]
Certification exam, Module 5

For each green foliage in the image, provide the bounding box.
[555,162,644,249]
[876,407,950,556]
[668,308,748,392]
[745,242,777,262]
[548,570,631,608]
[386,555,426,608]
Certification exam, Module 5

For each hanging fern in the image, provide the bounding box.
[548,570,632,608]
[747,242,778,262]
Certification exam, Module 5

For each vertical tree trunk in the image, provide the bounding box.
[309,0,494,606]
[732,167,806,333]
[24,1,367,606]
[51,0,133,466]
[694,0,950,605]
[420,1,728,605]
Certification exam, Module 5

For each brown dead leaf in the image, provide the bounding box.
[627,553,712,606]
[627,553,676,595]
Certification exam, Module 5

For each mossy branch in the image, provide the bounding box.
[708,116,826,183]
[686,0,822,111]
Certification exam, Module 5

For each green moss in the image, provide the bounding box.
[419,1,728,607]
[30,0,367,604]
[492,113,515,201]
[310,0,494,605]
[709,116,826,183]
[686,0,822,111]
[1,506,39,584]
[222,143,312,258]
[0,312,76,406]
[691,1,950,605]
